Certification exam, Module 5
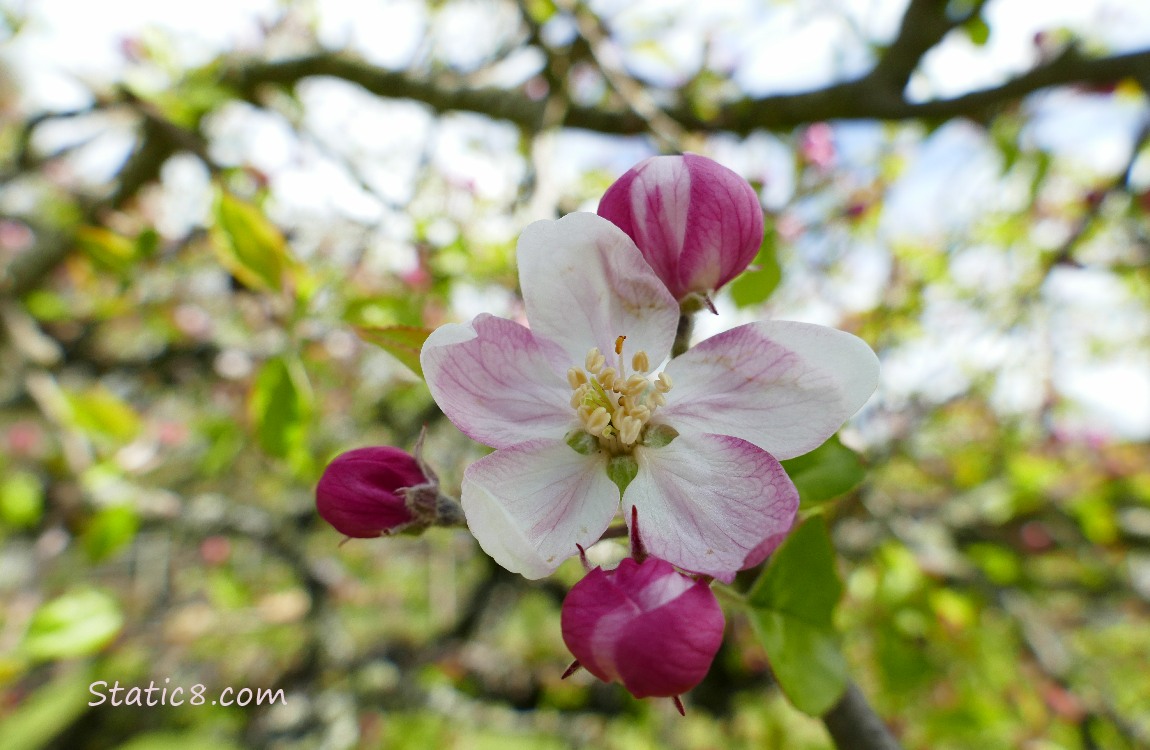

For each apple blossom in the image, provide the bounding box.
[597,154,763,302]
[561,555,724,700]
[316,445,457,538]
[420,212,878,580]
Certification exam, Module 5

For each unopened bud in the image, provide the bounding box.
[598,154,763,301]
[316,445,456,538]
[561,556,724,700]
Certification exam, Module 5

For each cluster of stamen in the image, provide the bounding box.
[567,337,673,454]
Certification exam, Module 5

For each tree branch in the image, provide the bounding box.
[822,682,903,750]
[224,46,1150,136]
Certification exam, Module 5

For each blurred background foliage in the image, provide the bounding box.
[1,0,1149,748]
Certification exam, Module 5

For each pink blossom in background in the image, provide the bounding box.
[799,122,836,170]
[421,212,878,580]
[561,556,724,699]
[597,154,763,301]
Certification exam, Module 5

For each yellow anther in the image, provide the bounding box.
[624,375,648,397]
[585,348,605,374]
[586,406,610,435]
[619,416,642,445]
[568,342,672,454]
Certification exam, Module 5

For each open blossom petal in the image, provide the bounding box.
[462,439,620,579]
[421,313,573,450]
[660,321,879,460]
[517,212,679,366]
[624,433,799,578]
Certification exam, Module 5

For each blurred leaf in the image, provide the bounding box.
[249,356,313,459]
[65,387,142,442]
[730,229,781,308]
[211,190,294,293]
[75,226,137,272]
[23,589,123,660]
[0,470,43,528]
[747,516,848,715]
[962,15,990,46]
[0,668,94,750]
[82,505,140,562]
[117,734,245,750]
[356,325,433,378]
[781,435,867,507]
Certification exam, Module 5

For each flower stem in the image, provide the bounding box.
[671,313,694,358]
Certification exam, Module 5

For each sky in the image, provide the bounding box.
[2,0,1148,440]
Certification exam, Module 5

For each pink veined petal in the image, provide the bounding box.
[597,155,763,299]
[517,212,679,367]
[461,438,620,579]
[660,320,880,460]
[624,433,799,578]
[675,153,763,296]
[615,581,725,698]
[561,567,640,684]
[598,156,690,295]
[421,313,573,450]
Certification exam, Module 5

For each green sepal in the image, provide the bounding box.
[640,423,679,448]
[606,454,639,496]
[565,430,600,456]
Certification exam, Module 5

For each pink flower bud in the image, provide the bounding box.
[561,557,724,699]
[597,154,764,301]
[315,446,434,538]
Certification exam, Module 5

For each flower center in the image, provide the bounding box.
[566,337,673,454]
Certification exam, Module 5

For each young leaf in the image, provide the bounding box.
[729,228,781,308]
[22,589,124,660]
[249,356,313,459]
[780,435,866,507]
[746,516,848,715]
[211,190,294,293]
[356,325,433,379]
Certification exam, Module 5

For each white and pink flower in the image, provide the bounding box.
[420,211,878,580]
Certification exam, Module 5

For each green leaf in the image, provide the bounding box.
[249,356,313,459]
[729,228,781,308]
[65,387,142,442]
[74,226,137,272]
[23,589,124,660]
[963,15,990,46]
[82,505,140,562]
[0,668,96,750]
[211,190,294,293]
[781,435,867,507]
[356,325,433,378]
[746,516,848,715]
[0,471,44,528]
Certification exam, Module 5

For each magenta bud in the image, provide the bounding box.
[315,446,434,538]
[561,557,724,699]
[597,154,764,302]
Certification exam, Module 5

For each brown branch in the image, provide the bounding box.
[223,47,1150,136]
[866,0,989,95]
[822,682,903,750]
